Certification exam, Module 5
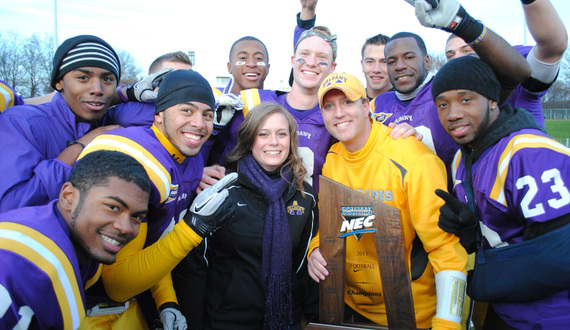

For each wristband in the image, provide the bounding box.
[451,8,485,45]
[117,85,129,102]
[521,0,536,4]
[467,26,487,48]
[435,270,466,324]
[66,140,85,149]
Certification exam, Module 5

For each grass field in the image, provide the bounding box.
[545,119,570,139]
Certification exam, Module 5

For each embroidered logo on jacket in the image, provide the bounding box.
[287,201,305,215]
[373,112,393,123]
[339,206,375,241]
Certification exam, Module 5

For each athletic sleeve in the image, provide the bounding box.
[307,231,320,259]
[406,153,468,274]
[150,274,178,310]
[0,112,72,212]
[102,221,203,302]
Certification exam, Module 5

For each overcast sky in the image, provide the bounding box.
[2,0,569,89]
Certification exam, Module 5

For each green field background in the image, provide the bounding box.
[545,119,570,139]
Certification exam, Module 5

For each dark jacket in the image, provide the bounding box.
[203,170,319,329]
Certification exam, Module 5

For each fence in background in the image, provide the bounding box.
[543,109,570,120]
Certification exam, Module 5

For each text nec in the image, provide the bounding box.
[340,215,375,233]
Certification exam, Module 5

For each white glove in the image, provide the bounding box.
[126,67,173,103]
[214,93,244,127]
[159,307,188,330]
[185,172,238,237]
[414,0,461,30]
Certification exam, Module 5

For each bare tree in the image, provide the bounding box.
[0,31,25,91]
[427,52,447,73]
[0,31,143,98]
[20,34,54,97]
[117,49,143,86]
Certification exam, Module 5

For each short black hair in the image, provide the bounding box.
[70,150,151,196]
[361,33,390,58]
[387,32,428,56]
[228,36,269,63]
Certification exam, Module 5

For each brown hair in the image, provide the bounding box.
[225,103,307,194]
[148,51,192,74]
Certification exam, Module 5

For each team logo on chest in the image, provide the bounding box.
[287,200,305,216]
[339,206,376,241]
[165,184,179,204]
[373,112,392,123]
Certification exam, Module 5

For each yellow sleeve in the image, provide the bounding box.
[102,221,203,302]
[307,230,320,259]
[406,153,468,274]
[431,316,462,330]
[150,274,178,310]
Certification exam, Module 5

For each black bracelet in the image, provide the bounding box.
[521,0,536,4]
[66,140,85,149]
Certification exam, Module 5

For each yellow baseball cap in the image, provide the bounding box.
[318,72,367,109]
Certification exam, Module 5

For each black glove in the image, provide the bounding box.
[435,189,478,253]
[126,67,173,102]
[184,173,238,237]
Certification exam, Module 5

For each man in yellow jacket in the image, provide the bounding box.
[307,72,468,330]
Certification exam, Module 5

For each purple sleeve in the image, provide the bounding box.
[0,253,66,329]
[106,102,155,127]
[505,144,570,224]
[293,12,315,48]
[0,113,72,212]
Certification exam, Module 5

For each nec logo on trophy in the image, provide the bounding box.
[305,176,416,330]
[339,206,375,240]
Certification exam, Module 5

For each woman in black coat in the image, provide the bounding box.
[203,103,319,330]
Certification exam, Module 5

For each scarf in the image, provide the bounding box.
[239,153,293,330]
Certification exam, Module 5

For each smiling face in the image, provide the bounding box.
[63,177,149,265]
[435,89,499,149]
[251,112,291,172]
[385,37,429,94]
[55,67,117,123]
[228,39,270,94]
[155,101,214,157]
[361,44,391,98]
[291,36,337,91]
[321,89,371,153]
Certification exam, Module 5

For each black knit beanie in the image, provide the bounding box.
[51,35,121,89]
[155,70,215,114]
[431,55,500,102]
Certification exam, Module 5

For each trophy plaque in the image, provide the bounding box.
[305,176,416,330]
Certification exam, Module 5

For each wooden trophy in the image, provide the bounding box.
[305,176,416,330]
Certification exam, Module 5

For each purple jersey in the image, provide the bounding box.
[0,201,99,329]
[81,125,202,247]
[371,78,459,174]
[452,128,570,328]
[211,89,335,193]
[0,93,156,213]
